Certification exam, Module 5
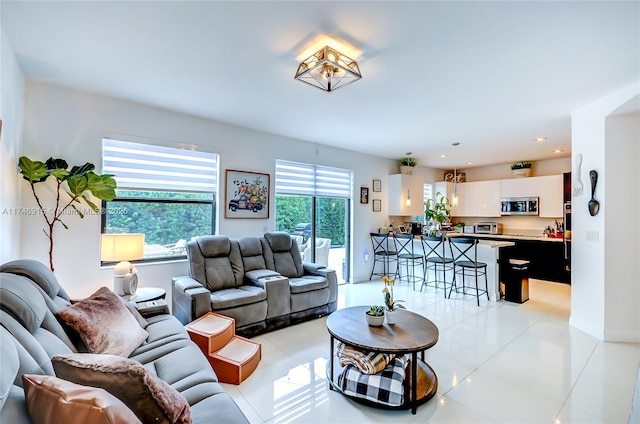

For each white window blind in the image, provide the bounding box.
[275,160,353,198]
[102,139,217,192]
[423,183,433,203]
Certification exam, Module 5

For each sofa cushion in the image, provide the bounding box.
[210,285,266,309]
[264,232,304,278]
[1,328,19,409]
[22,374,142,424]
[237,237,269,271]
[56,287,148,357]
[0,259,71,309]
[52,353,191,424]
[288,275,328,294]
[0,274,48,333]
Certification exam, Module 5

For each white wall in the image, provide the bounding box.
[461,157,571,182]
[17,81,444,301]
[0,29,24,263]
[571,84,640,342]
[604,102,640,341]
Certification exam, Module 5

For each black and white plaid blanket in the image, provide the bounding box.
[337,354,409,407]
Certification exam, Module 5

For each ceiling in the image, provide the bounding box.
[2,1,638,169]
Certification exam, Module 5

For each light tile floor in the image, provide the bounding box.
[222,280,640,423]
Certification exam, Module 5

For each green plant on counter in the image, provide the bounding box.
[18,156,117,272]
[399,157,417,167]
[425,192,451,235]
[510,161,532,170]
[367,305,385,317]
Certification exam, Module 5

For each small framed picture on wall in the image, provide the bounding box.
[360,186,369,204]
[372,199,381,212]
[372,179,381,192]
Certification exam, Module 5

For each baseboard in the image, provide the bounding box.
[569,316,604,340]
[603,330,640,343]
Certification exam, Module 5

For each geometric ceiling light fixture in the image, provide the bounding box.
[294,46,362,92]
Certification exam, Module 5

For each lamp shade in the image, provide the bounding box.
[100,234,145,262]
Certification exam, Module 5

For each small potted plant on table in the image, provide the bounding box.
[365,305,385,326]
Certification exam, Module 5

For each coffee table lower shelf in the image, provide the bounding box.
[326,354,438,412]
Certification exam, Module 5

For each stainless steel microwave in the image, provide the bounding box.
[501,197,539,216]
[475,222,503,234]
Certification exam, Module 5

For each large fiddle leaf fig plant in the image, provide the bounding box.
[18,156,117,272]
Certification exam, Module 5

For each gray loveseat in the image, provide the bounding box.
[172,231,338,337]
[0,259,248,424]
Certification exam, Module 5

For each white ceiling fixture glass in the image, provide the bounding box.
[451,142,460,207]
[294,46,362,92]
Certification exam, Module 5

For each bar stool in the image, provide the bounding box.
[393,234,424,290]
[369,233,398,279]
[420,235,454,296]
[448,237,488,306]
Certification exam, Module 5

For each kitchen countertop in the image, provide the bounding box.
[447,232,565,243]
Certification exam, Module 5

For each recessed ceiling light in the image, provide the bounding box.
[440,154,447,158]
[535,137,548,142]
[553,149,564,153]
[466,161,473,165]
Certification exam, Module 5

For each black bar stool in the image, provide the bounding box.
[369,233,398,279]
[393,234,424,290]
[448,237,488,306]
[420,235,454,296]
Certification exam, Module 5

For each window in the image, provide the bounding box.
[274,160,353,283]
[101,138,217,262]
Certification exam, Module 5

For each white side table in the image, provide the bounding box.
[132,287,166,302]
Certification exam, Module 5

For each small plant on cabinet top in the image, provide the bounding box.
[399,157,417,167]
[510,161,532,170]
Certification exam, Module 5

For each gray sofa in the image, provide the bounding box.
[0,259,248,424]
[172,231,338,337]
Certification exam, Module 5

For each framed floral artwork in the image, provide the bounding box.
[224,169,269,219]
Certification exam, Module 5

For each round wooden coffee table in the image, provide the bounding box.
[326,306,439,414]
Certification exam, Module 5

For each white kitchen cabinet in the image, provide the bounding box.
[454,180,501,217]
[388,174,425,216]
[500,175,563,217]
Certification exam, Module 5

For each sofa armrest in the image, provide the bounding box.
[171,276,211,325]
[254,275,291,318]
[304,267,338,305]
[302,262,326,273]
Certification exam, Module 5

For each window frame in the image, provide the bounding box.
[100,192,216,265]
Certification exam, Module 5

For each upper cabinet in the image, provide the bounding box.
[500,175,563,217]
[434,180,501,217]
[435,175,564,218]
[388,174,425,216]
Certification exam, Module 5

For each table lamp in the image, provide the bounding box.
[100,233,145,299]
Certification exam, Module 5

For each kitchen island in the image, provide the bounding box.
[446,233,570,284]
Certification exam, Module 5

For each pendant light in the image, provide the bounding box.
[451,142,460,207]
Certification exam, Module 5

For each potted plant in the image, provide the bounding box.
[365,305,385,326]
[510,161,532,178]
[382,276,406,324]
[18,156,117,271]
[424,192,451,236]
[399,157,417,175]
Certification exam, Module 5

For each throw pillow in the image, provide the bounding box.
[22,374,142,424]
[56,287,148,357]
[52,353,192,424]
[119,297,149,329]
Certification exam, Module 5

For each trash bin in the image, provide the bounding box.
[504,259,530,303]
